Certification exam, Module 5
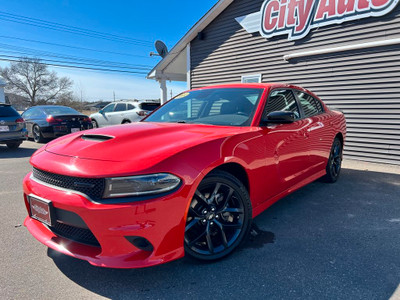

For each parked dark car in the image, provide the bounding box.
[22,105,93,143]
[0,103,27,149]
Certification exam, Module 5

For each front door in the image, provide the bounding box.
[294,90,333,171]
[261,89,312,193]
[97,103,115,127]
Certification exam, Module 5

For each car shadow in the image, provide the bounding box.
[0,144,38,158]
[48,168,400,299]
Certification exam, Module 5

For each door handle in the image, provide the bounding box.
[304,131,310,138]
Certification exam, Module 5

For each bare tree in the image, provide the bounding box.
[0,58,73,106]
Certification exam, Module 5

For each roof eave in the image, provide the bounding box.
[147,0,234,80]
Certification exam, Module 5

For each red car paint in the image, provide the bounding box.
[23,83,346,268]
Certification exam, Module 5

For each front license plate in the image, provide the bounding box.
[30,196,53,226]
[0,126,9,132]
[71,128,80,133]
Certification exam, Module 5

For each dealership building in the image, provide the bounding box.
[148,0,400,165]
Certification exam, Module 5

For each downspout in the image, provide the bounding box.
[187,43,191,90]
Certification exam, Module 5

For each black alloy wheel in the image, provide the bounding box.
[324,137,343,183]
[6,142,21,149]
[91,119,98,128]
[33,125,45,143]
[184,170,252,261]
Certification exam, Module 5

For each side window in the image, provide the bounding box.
[127,103,135,110]
[26,108,43,119]
[264,90,300,120]
[295,91,324,117]
[22,109,33,119]
[114,103,127,112]
[102,104,115,113]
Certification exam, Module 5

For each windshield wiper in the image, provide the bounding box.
[176,120,187,123]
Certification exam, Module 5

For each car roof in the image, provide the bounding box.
[189,83,316,97]
[109,100,160,103]
[31,105,72,108]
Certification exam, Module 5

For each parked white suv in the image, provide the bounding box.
[90,101,160,128]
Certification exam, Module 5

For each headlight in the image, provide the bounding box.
[103,173,181,198]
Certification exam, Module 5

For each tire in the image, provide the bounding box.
[91,119,99,128]
[184,170,252,261]
[323,137,343,183]
[33,125,45,143]
[6,142,21,149]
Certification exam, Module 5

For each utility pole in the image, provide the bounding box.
[113,91,116,102]
[170,89,173,99]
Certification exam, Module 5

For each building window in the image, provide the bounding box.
[241,74,261,83]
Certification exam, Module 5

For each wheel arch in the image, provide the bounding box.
[207,162,250,194]
[335,132,344,147]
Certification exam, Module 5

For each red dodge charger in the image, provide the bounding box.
[23,83,346,268]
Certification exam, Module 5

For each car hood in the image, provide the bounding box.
[44,122,252,164]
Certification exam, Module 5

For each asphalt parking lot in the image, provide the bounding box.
[0,141,399,300]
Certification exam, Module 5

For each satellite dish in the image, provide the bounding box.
[155,40,169,58]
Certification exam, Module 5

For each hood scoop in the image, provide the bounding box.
[81,134,114,142]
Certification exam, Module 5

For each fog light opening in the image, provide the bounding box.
[125,236,154,252]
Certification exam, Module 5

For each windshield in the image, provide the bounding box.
[144,88,264,126]
[43,106,80,115]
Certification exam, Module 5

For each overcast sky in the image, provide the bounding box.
[0,0,218,101]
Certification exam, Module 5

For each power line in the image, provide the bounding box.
[0,53,151,72]
[0,35,152,58]
[0,43,153,69]
[0,11,155,46]
[0,56,149,76]
[0,11,154,46]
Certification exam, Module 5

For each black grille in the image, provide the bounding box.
[51,222,100,247]
[33,168,105,199]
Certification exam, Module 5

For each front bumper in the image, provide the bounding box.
[23,172,192,268]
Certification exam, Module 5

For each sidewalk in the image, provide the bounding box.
[343,159,400,175]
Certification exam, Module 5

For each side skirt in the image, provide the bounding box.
[252,169,326,218]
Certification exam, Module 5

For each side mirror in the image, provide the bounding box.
[262,111,296,125]
[99,109,104,114]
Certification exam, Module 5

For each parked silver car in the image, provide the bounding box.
[90,101,160,128]
[0,104,27,149]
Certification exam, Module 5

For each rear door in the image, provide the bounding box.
[261,89,312,192]
[294,90,332,171]
[22,108,45,137]
[109,103,127,125]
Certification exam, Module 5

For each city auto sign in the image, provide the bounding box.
[236,0,399,40]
